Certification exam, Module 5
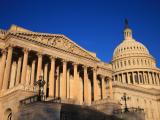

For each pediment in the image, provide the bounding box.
[11,31,99,61]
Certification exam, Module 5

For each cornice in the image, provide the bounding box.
[112,82,160,96]
[113,67,160,74]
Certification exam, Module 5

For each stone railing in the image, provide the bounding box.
[20,96,75,106]
[113,107,144,114]
[20,95,39,105]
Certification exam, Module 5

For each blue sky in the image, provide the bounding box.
[0,0,160,67]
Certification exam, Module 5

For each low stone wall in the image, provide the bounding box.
[114,112,145,120]
[18,102,122,120]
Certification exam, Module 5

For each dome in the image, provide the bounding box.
[113,27,151,60]
[111,20,158,88]
[113,38,150,59]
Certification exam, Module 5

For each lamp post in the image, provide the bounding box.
[34,76,46,101]
[121,93,130,112]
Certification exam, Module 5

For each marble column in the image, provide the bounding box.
[73,63,79,101]
[67,68,70,99]
[137,72,140,84]
[44,63,48,96]
[146,72,150,84]
[15,57,22,85]
[56,66,59,97]
[154,73,158,85]
[93,68,98,101]
[101,76,106,99]
[2,46,13,90]
[132,72,135,84]
[49,57,55,97]
[141,72,145,84]
[36,53,42,81]
[122,73,126,83]
[127,73,131,84]
[109,78,113,99]
[158,73,160,85]
[83,66,90,105]
[61,60,67,99]
[148,72,152,84]
[0,50,7,90]
[30,60,36,86]
[151,72,155,84]
[21,48,29,85]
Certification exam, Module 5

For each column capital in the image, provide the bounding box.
[23,48,29,53]
[92,67,97,71]
[36,52,43,57]
[50,55,57,60]
[1,49,7,54]
[72,62,79,66]
[62,59,68,63]
[82,65,88,69]
[7,43,15,48]
[32,59,36,63]
[99,74,105,79]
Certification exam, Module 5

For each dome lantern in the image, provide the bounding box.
[124,19,132,40]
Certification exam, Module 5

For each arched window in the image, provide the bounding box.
[4,108,12,120]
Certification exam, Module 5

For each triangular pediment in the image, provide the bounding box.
[9,26,99,61]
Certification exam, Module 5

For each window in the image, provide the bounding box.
[128,60,131,65]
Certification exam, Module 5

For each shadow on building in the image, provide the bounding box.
[18,95,145,120]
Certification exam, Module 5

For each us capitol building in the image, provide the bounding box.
[0,22,159,120]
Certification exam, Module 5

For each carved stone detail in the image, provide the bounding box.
[14,33,97,60]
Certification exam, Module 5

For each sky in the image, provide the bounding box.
[0,0,160,67]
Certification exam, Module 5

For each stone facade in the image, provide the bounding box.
[0,25,113,120]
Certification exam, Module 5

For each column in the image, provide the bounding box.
[36,53,42,80]
[132,72,135,84]
[93,68,98,101]
[0,50,7,90]
[127,73,131,84]
[151,72,155,84]
[101,76,106,99]
[61,60,67,99]
[56,66,59,97]
[148,72,152,84]
[154,73,158,85]
[21,48,29,85]
[30,60,36,86]
[109,78,113,99]
[122,73,126,83]
[44,63,48,96]
[73,63,79,101]
[67,68,70,98]
[146,72,150,84]
[158,73,160,85]
[15,57,22,85]
[83,66,90,105]
[2,46,13,90]
[49,56,55,97]
[143,72,147,84]
[142,72,145,84]
[137,72,140,84]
